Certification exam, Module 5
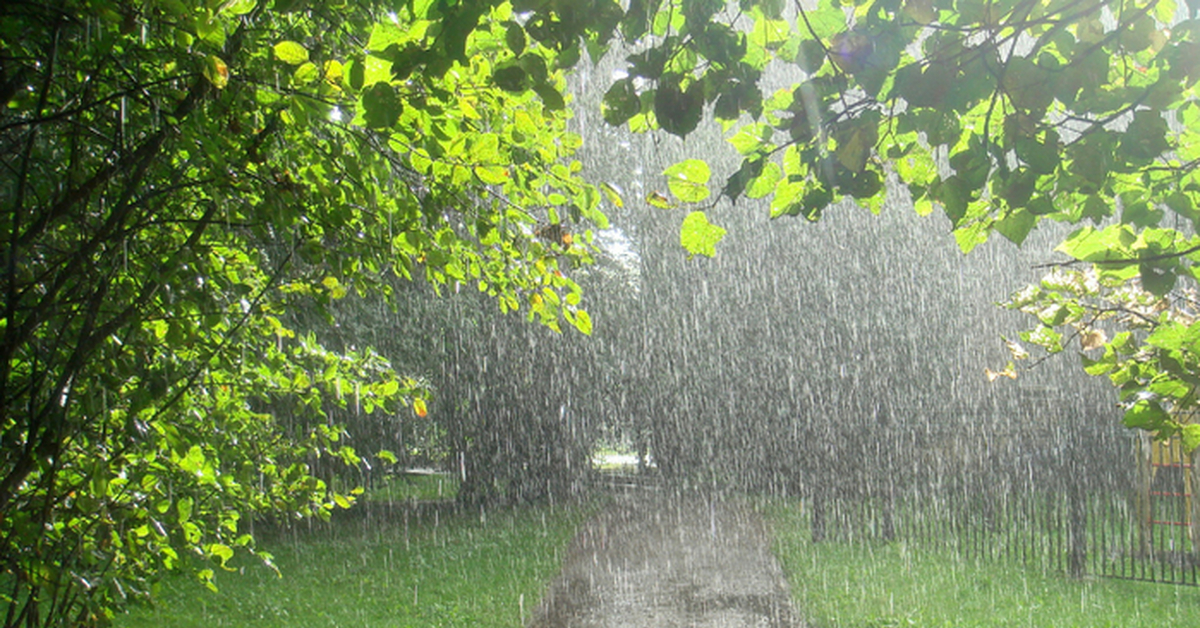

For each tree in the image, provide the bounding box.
[1,0,605,624]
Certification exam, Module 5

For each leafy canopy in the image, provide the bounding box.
[596,0,1200,447]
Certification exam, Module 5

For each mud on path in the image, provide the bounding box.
[527,492,806,628]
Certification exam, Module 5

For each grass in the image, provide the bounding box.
[761,499,1200,628]
[116,500,594,628]
[362,472,459,503]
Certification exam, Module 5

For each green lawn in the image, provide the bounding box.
[117,500,593,628]
[361,472,459,503]
[762,500,1200,628]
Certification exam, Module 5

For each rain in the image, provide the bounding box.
[28,4,1195,627]
[123,48,1199,628]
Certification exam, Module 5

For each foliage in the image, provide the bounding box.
[0,0,606,624]
[1005,231,1200,448]
[589,0,1200,449]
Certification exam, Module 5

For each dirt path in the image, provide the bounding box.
[527,492,806,628]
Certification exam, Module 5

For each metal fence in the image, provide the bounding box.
[802,421,1200,586]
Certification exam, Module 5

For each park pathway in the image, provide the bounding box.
[527,491,805,628]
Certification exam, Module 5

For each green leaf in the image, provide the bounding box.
[1147,321,1190,351]
[602,78,641,126]
[654,74,704,138]
[208,543,234,566]
[572,309,592,335]
[470,133,500,162]
[475,165,509,184]
[1121,200,1163,228]
[934,175,972,226]
[177,496,193,523]
[362,82,402,129]
[721,158,764,202]
[1081,194,1111,223]
[221,0,257,15]
[1124,399,1171,430]
[367,21,408,52]
[994,209,1036,246]
[346,57,365,90]
[1121,111,1171,163]
[1003,56,1052,112]
[834,121,878,173]
[492,63,528,92]
[727,123,772,155]
[663,159,711,204]
[1056,225,1136,262]
[953,221,989,254]
[903,0,937,24]
[746,162,782,199]
[533,83,565,111]
[1082,351,1116,376]
[504,21,526,56]
[1183,424,1200,453]
[1014,136,1060,175]
[680,211,726,258]
[1139,263,1176,296]
[179,445,207,477]
[273,40,309,65]
[293,61,318,85]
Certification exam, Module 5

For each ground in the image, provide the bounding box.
[527,491,806,627]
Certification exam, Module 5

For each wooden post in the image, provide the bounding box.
[1190,442,1200,560]
[1136,431,1153,559]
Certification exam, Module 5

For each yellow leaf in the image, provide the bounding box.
[1080,328,1107,351]
[985,364,1018,382]
[323,60,344,85]
[646,191,675,209]
[203,55,229,89]
[1004,338,1030,360]
[413,397,428,418]
[601,182,624,208]
[273,40,309,65]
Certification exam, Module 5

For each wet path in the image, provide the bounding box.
[527,492,805,628]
